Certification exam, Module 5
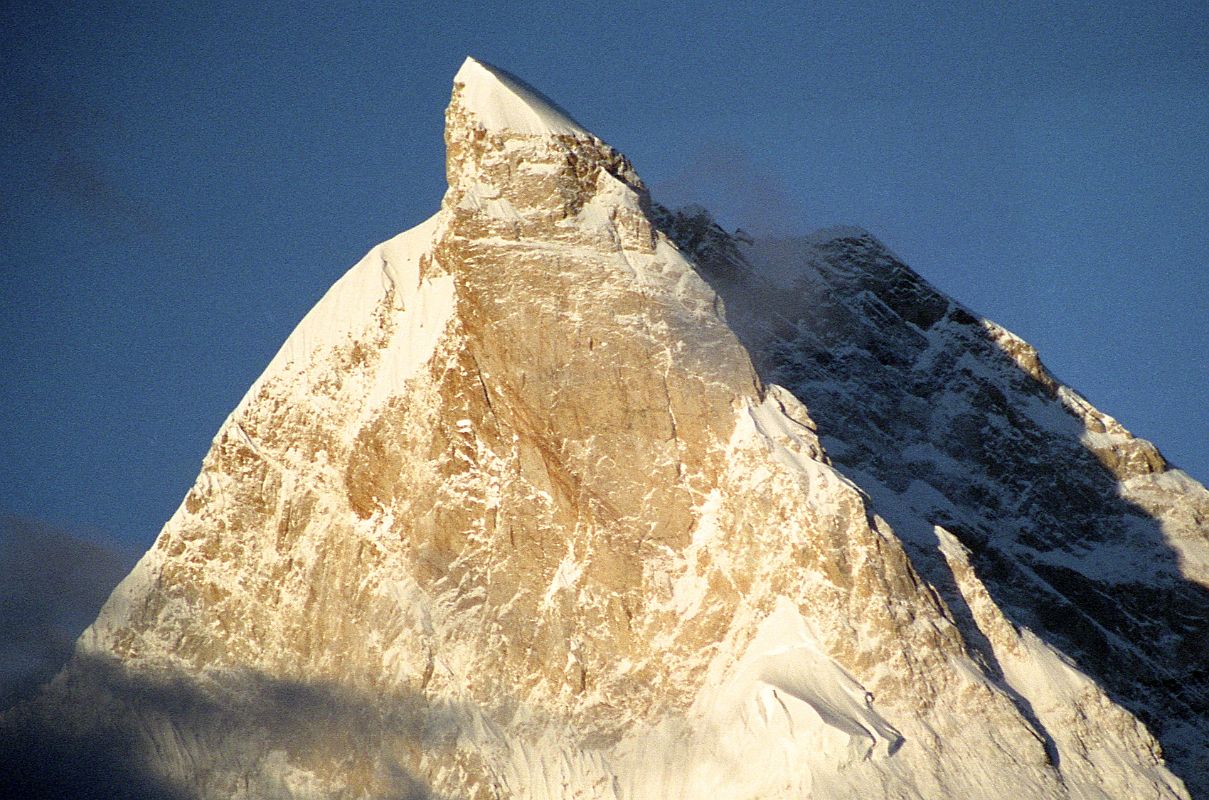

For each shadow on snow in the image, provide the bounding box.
[660,207,1209,797]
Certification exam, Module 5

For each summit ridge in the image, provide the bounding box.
[451,56,591,138]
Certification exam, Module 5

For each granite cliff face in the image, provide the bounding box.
[4,58,1206,800]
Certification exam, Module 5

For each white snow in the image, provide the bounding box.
[229,214,447,418]
[609,594,904,800]
[453,57,591,138]
[540,543,584,610]
[361,222,456,415]
[732,597,904,756]
[666,489,724,620]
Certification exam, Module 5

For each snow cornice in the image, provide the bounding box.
[451,56,592,138]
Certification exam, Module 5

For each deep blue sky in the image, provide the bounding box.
[2,1,1206,550]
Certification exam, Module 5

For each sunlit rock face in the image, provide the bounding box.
[4,58,1205,800]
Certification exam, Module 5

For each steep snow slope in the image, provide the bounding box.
[2,57,1203,800]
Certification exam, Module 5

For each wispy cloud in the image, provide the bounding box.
[45,150,163,236]
[651,141,811,237]
[0,515,138,710]
[3,89,165,238]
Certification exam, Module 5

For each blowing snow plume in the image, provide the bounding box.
[652,141,811,238]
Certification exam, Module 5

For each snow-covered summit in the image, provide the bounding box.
[8,57,1206,800]
[451,56,591,138]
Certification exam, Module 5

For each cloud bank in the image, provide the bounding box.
[0,516,138,710]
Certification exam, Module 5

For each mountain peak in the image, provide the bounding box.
[443,58,646,236]
[8,56,1206,800]
[450,56,591,138]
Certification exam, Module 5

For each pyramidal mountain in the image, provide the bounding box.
[4,57,1207,800]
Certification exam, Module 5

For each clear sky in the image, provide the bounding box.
[2,1,1206,551]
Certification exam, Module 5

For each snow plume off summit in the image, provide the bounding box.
[3,57,1207,800]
